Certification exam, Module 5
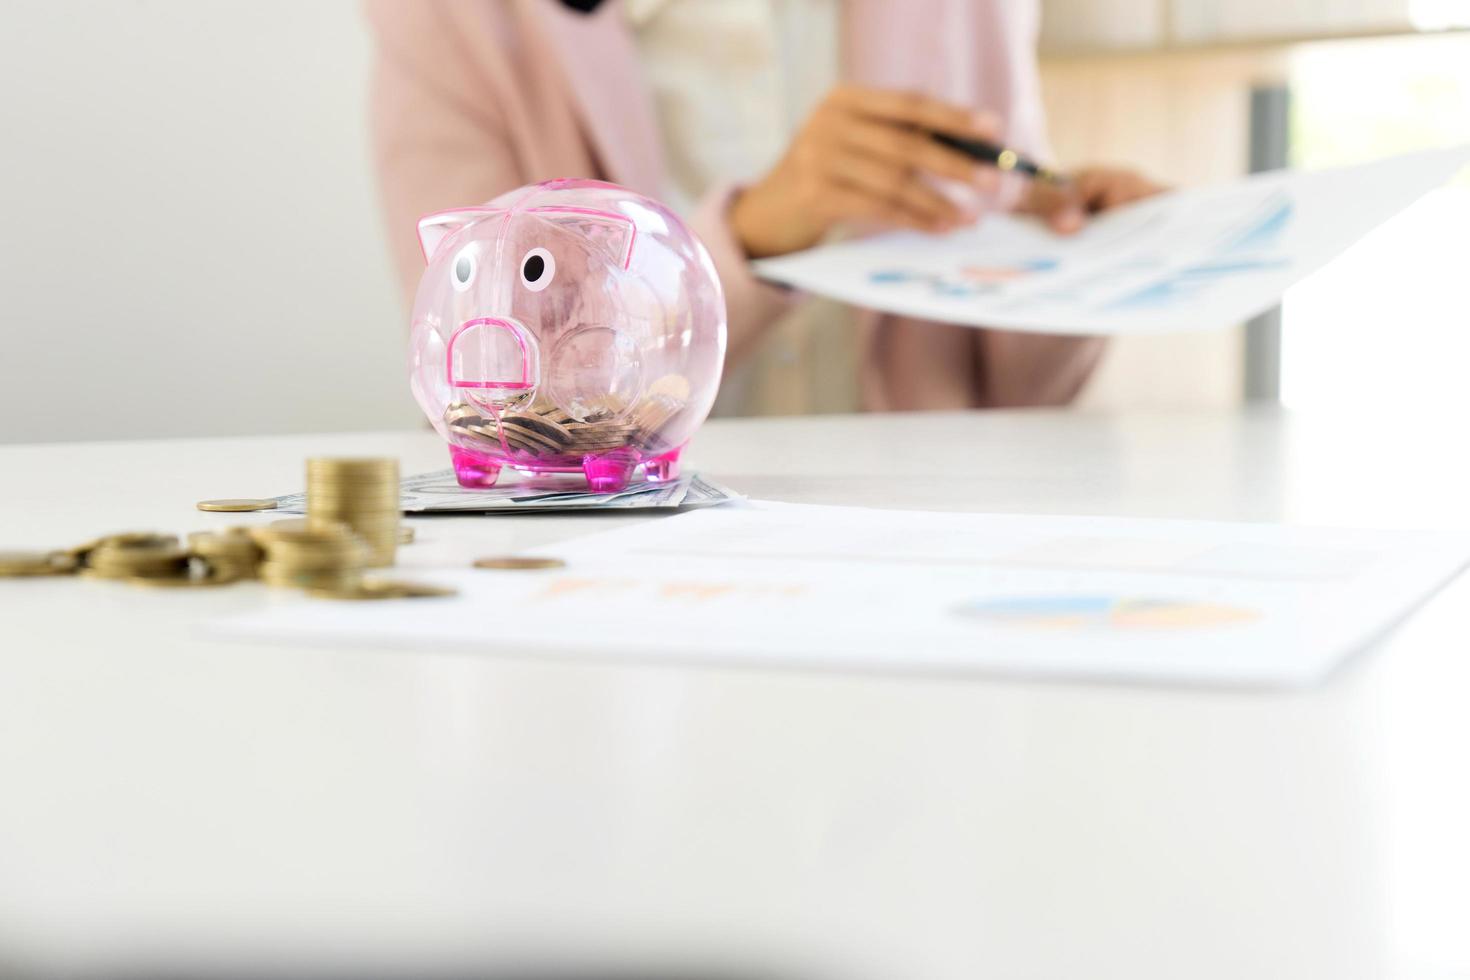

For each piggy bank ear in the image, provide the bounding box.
[527,206,636,270]
[417,207,503,264]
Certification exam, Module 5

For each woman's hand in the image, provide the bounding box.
[1020,166,1167,234]
[729,85,1005,259]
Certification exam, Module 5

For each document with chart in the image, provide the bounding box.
[753,145,1470,335]
[215,502,1470,688]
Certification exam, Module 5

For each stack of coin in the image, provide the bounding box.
[253,522,368,590]
[188,528,263,582]
[305,458,399,567]
[86,533,189,581]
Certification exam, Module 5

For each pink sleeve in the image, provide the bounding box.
[687,182,798,367]
[363,0,524,303]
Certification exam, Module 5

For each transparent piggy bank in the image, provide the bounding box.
[409,179,727,492]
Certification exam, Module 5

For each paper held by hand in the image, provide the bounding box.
[752,146,1470,336]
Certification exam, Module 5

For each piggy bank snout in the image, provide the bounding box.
[445,316,539,398]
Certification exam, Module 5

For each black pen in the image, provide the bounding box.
[931,132,1068,184]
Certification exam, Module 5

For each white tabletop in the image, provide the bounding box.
[3,408,1469,979]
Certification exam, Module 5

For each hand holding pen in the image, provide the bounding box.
[925,133,1166,233]
[730,85,1008,258]
[730,84,1164,257]
[1016,163,1167,234]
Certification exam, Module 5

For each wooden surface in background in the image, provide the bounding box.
[1039,48,1289,408]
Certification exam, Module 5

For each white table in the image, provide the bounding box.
[3,408,1469,979]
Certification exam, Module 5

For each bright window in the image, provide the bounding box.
[1280,33,1470,412]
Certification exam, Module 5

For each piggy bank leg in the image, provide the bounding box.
[582,452,636,493]
[449,444,501,488]
[642,446,683,483]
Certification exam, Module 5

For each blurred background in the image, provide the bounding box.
[1,0,1467,444]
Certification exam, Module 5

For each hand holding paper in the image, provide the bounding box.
[1018,165,1170,233]
[753,146,1470,335]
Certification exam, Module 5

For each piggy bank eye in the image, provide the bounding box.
[520,247,555,292]
[451,247,476,292]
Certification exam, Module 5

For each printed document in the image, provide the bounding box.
[215,502,1470,688]
[753,146,1470,334]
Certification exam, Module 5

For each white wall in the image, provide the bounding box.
[0,0,419,443]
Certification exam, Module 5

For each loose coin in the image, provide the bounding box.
[0,550,77,577]
[306,578,457,600]
[472,556,567,571]
[187,530,263,580]
[197,498,278,513]
[250,522,357,547]
[126,557,238,588]
[98,532,178,550]
[68,532,177,567]
[87,542,190,579]
[258,564,361,590]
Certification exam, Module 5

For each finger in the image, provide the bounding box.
[1074,170,1162,211]
[830,84,1000,141]
[840,118,996,188]
[1111,173,1165,206]
[1022,179,1086,234]
[812,182,926,230]
[1074,172,1124,211]
[1058,174,1103,214]
[828,154,963,228]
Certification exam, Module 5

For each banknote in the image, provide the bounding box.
[270,469,741,515]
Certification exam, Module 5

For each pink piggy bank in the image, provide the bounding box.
[409,179,727,492]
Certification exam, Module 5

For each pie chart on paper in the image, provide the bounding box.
[954,595,1259,632]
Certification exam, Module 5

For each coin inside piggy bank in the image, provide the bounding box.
[409,179,727,492]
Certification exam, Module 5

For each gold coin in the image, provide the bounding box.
[251,523,358,546]
[262,534,367,555]
[0,550,77,577]
[128,576,226,588]
[257,563,361,590]
[397,525,415,544]
[87,543,190,579]
[94,532,178,551]
[472,556,567,571]
[197,498,278,513]
[263,517,356,537]
[189,527,259,546]
[66,538,104,561]
[306,578,457,601]
[67,532,175,566]
[306,456,398,471]
[126,559,238,588]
